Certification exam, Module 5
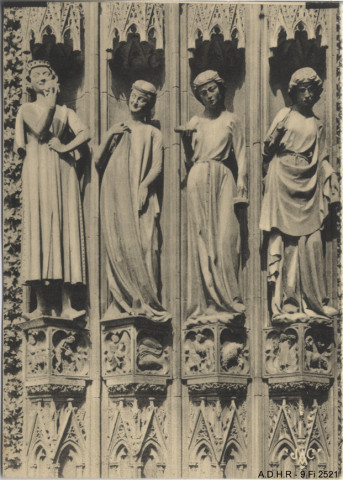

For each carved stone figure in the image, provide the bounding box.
[137,335,164,371]
[53,333,76,372]
[260,67,339,320]
[95,80,171,323]
[103,331,131,374]
[177,70,248,324]
[26,331,47,375]
[265,330,298,374]
[304,332,333,373]
[15,60,90,319]
[52,330,89,375]
[184,329,215,374]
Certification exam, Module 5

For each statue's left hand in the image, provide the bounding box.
[48,137,66,153]
[138,184,149,212]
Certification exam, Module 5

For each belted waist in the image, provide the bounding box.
[279,150,313,163]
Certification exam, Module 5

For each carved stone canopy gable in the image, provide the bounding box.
[20,3,84,86]
[266,5,329,49]
[268,397,330,473]
[187,4,245,49]
[26,398,86,478]
[266,4,328,96]
[103,2,165,93]
[187,4,245,89]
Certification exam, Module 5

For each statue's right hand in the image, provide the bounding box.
[110,123,131,136]
[45,85,58,108]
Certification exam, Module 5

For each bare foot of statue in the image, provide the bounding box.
[323,305,338,317]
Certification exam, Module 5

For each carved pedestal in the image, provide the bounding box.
[101,316,172,389]
[264,321,335,475]
[183,323,249,387]
[183,323,249,477]
[263,322,334,387]
[101,317,171,478]
[21,317,89,478]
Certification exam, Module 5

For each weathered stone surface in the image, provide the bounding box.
[2,3,340,478]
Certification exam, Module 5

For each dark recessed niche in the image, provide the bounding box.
[269,25,327,102]
[108,26,165,99]
[188,27,245,111]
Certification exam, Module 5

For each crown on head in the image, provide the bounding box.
[27,59,52,73]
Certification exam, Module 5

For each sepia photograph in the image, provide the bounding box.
[2,1,342,478]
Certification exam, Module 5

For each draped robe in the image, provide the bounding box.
[186,111,247,323]
[260,108,338,317]
[100,123,170,323]
[15,103,86,285]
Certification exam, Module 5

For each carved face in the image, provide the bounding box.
[295,82,316,108]
[29,66,53,93]
[129,88,150,114]
[198,81,222,108]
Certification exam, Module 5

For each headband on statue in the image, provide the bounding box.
[132,80,157,99]
[192,70,224,91]
[288,67,323,94]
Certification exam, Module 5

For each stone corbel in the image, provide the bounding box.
[21,317,90,395]
[101,316,172,394]
[183,323,250,393]
[263,323,335,393]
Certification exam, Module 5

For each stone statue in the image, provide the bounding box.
[15,60,90,319]
[176,70,248,324]
[95,80,171,323]
[260,67,339,320]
